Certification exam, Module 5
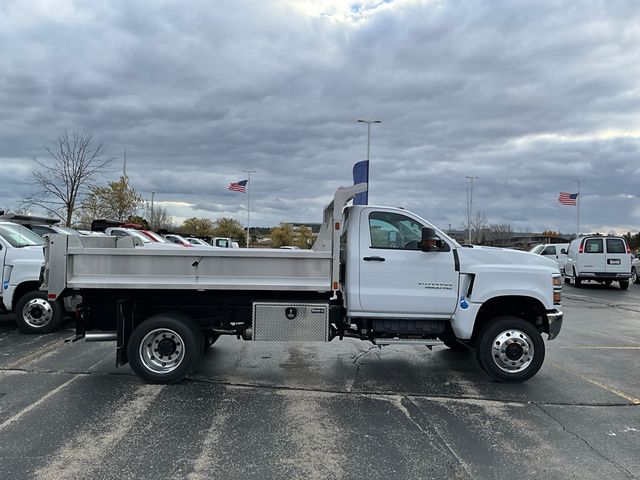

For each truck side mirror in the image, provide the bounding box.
[421,227,439,252]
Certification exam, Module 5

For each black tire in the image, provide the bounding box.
[620,280,629,290]
[438,336,469,352]
[564,276,571,284]
[474,316,545,383]
[14,290,64,334]
[573,268,582,287]
[127,314,203,384]
[604,280,612,287]
[632,268,639,284]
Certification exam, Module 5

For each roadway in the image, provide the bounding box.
[0,283,638,479]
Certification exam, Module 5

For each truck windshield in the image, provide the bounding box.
[0,224,45,247]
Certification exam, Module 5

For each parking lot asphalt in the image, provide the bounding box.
[0,283,639,480]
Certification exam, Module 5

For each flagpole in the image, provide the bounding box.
[243,170,256,247]
[574,179,584,237]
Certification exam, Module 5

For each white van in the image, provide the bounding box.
[529,243,570,273]
[564,236,631,289]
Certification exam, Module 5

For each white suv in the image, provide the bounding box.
[564,236,631,289]
[530,243,570,273]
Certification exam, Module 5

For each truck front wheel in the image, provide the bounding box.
[127,314,203,384]
[14,290,64,334]
[475,316,545,383]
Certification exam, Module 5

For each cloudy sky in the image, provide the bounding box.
[1,0,640,234]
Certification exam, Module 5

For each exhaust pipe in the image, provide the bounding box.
[85,332,117,342]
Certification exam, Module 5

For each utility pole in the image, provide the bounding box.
[243,170,256,247]
[465,176,479,244]
[357,119,381,201]
[574,179,585,236]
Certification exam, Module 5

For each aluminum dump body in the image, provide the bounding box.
[44,235,332,296]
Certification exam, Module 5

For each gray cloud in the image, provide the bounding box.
[1,0,640,234]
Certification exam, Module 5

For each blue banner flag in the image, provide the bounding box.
[352,160,369,205]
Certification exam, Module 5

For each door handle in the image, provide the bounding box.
[363,256,385,262]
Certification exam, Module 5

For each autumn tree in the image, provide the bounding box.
[180,217,215,237]
[78,176,144,226]
[24,129,113,226]
[295,225,314,249]
[271,223,295,248]
[213,217,246,244]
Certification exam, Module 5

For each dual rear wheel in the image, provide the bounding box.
[127,314,206,384]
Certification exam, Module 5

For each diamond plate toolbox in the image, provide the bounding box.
[252,302,329,341]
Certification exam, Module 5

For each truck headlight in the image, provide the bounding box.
[552,274,562,305]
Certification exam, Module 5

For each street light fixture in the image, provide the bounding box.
[357,119,381,201]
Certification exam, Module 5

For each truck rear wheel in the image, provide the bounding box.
[14,290,64,334]
[619,280,629,290]
[475,316,545,383]
[127,314,203,384]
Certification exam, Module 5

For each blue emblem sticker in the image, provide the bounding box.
[460,297,469,309]
[3,282,8,290]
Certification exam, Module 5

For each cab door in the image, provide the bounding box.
[357,209,459,317]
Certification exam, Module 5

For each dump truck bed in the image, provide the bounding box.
[44,235,332,296]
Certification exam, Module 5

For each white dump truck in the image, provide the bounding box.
[43,184,563,384]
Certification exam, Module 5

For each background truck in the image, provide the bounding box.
[0,220,66,333]
[43,184,563,384]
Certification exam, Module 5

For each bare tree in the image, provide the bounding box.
[463,211,489,243]
[24,130,113,226]
[489,224,513,246]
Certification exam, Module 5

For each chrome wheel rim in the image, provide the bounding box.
[139,328,185,374]
[632,270,637,283]
[491,329,535,373]
[23,298,53,328]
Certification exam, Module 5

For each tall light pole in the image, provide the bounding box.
[242,170,256,247]
[150,191,156,230]
[465,176,479,244]
[357,119,381,200]
[574,179,585,236]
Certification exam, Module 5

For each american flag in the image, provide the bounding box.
[558,192,578,206]
[228,179,248,193]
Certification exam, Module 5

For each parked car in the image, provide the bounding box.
[631,254,640,284]
[105,228,182,249]
[29,224,81,237]
[529,243,570,273]
[564,235,631,289]
[163,234,194,247]
[185,237,212,247]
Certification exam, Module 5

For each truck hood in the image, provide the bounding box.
[457,246,559,272]
[5,245,44,264]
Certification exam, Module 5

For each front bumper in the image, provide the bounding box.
[546,309,563,340]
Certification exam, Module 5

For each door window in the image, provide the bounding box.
[606,239,626,254]
[542,246,556,255]
[368,212,423,250]
[584,238,603,253]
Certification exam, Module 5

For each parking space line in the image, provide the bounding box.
[549,362,640,405]
[569,346,640,350]
[0,357,107,432]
